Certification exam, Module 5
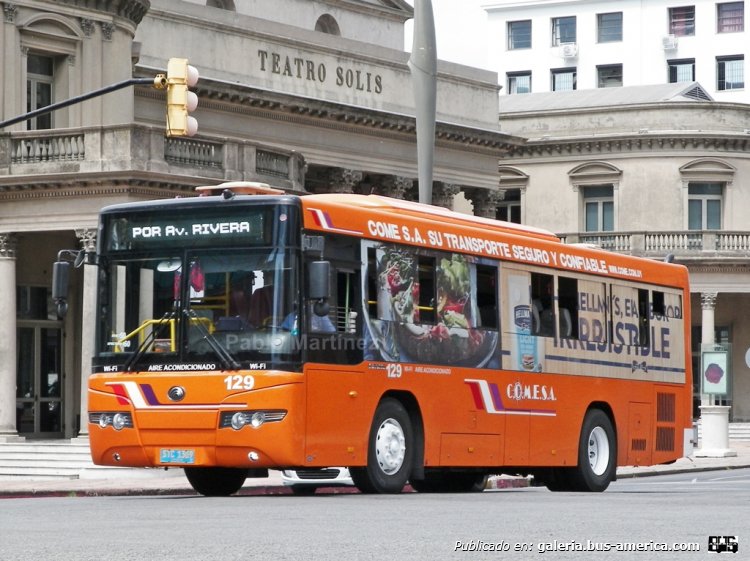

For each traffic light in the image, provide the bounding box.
[158,58,199,137]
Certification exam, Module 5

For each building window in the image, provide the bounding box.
[668,59,696,82]
[717,2,744,33]
[496,189,521,223]
[583,186,614,232]
[597,12,623,42]
[552,16,576,46]
[315,14,341,35]
[717,56,744,90]
[508,20,531,49]
[26,54,54,130]
[669,6,696,36]
[551,68,577,91]
[597,64,623,88]
[507,71,531,94]
[688,183,722,230]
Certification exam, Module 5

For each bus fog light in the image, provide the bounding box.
[112,413,128,431]
[231,412,247,430]
[248,451,259,461]
[250,411,266,428]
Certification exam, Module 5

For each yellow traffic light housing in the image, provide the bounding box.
[156,58,199,137]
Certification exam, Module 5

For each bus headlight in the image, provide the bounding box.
[112,413,129,431]
[220,410,286,430]
[90,412,133,430]
[231,412,247,430]
[250,411,266,428]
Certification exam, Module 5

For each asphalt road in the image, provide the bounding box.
[1,469,747,561]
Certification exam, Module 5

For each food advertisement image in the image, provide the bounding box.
[364,244,499,368]
[506,271,540,372]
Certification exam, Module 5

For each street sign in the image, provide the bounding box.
[701,345,730,396]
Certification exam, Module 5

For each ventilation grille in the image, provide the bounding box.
[631,438,647,451]
[657,392,676,422]
[656,427,675,451]
[682,85,712,101]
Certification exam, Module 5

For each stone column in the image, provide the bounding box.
[375,175,413,200]
[696,291,735,457]
[290,151,307,192]
[0,234,19,441]
[432,182,460,209]
[76,229,97,438]
[327,168,363,194]
[700,292,717,347]
[465,188,505,219]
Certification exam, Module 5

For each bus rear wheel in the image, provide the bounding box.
[351,398,414,494]
[184,467,248,496]
[568,409,616,492]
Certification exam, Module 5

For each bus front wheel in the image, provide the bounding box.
[351,398,414,494]
[569,409,616,492]
[184,467,248,496]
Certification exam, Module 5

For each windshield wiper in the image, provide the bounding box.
[123,310,176,372]
[185,308,241,370]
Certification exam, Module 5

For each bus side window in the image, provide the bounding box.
[334,269,358,333]
[475,264,498,329]
[638,288,650,347]
[531,272,555,337]
[652,290,666,319]
[557,276,578,339]
[367,247,378,318]
[418,256,435,324]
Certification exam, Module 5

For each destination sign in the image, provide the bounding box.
[103,208,276,251]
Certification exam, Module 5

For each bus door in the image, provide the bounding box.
[304,237,365,465]
[501,268,536,465]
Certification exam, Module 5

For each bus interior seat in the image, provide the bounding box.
[531,299,542,334]
[559,307,572,338]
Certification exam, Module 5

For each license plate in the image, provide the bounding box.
[159,448,195,464]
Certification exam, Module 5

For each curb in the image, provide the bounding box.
[1,463,746,499]
[0,478,531,499]
[616,462,750,479]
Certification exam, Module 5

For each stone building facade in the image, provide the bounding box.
[0,0,520,440]
[497,83,750,421]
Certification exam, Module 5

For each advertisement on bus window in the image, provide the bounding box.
[362,241,499,368]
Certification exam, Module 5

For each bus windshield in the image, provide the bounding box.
[95,201,301,370]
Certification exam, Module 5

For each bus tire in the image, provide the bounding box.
[184,467,248,496]
[351,398,414,494]
[569,409,616,492]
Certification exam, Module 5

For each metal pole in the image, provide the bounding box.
[0,77,159,129]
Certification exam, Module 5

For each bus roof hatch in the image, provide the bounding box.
[196,181,284,196]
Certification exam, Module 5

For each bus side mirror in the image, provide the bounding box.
[52,261,70,318]
[308,260,330,316]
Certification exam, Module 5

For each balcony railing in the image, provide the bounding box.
[11,132,86,163]
[1,124,306,192]
[560,230,750,260]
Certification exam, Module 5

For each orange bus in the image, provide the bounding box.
[74,181,693,495]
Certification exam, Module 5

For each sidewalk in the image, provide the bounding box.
[1,442,748,499]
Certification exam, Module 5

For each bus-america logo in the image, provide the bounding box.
[465,378,557,417]
[106,381,246,410]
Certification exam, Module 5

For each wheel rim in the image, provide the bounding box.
[588,426,610,476]
[375,417,406,475]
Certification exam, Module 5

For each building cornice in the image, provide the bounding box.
[135,77,526,154]
[504,132,750,159]
[0,171,199,200]
[54,0,150,25]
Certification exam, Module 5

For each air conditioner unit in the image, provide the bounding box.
[560,43,578,58]
[662,35,678,50]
